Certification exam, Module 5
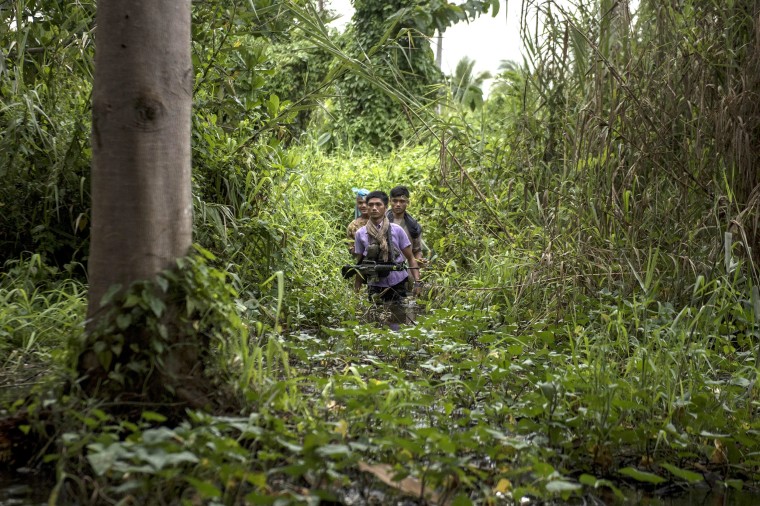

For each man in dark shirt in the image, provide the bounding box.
[387,185,424,262]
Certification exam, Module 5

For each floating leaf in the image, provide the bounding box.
[660,463,703,483]
[619,467,666,484]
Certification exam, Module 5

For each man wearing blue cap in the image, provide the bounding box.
[347,188,369,254]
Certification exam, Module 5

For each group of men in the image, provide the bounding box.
[346,186,424,303]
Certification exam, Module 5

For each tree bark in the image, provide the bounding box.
[88,0,193,320]
[435,30,442,69]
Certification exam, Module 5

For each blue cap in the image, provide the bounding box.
[352,188,369,218]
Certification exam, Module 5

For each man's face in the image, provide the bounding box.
[366,197,386,219]
[391,196,409,216]
[356,197,368,216]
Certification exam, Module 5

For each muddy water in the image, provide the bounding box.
[620,486,758,505]
[0,473,49,506]
[2,470,757,505]
[362,299,424,328]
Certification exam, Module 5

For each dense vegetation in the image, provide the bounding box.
[2,0,759,504]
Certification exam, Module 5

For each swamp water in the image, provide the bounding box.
[1,470,758,506]
[0,473,48,506]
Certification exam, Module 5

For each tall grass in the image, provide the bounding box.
[0,256,86,399]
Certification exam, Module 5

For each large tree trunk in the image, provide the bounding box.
[80,0,204,410]
[88,0,192,318]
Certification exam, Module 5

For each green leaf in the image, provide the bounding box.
[267,94,280,117]
[532,461,555,477]
[699,431,731,438]
[100,283,123,307]
[660,463,703,483]
[186,477,222,499]
[87,443,128,476]
[545,480,581,493]
[579,474,596,486]
[148,295,165,317]
[316,132,331,147]
[142,450,199,470]
[451,494,473,506]
[618,467,666,484]
[116,313,131,330]
[594,479,626,500]
[193,244,216,260]
[123,293,142,308]
[141,411,168,423]
[723,479,743,490]
[316,444,351,457]
[155,276,169,293]
[490,0,500,17]
[97,350,113,370]
[536,330,555,345]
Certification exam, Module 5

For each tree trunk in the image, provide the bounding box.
[88,0,192,319]
[435,30,442,69]
[79,0,205,411]
[436,30,443,114]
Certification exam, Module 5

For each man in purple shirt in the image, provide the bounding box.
[354,191,421,302]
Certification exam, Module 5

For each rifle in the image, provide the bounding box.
[341,261,406,284]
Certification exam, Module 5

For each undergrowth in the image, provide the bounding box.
[31,287,760,504]
[2,245,759,504]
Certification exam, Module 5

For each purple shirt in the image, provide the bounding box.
[354,222,411,287]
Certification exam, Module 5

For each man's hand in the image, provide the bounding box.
[354,273,364,292]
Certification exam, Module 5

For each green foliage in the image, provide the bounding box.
[0,254,85,398]
[264,27,336,136]
[272,146,434,329]
[0,0,94,267]
[332,0,442,151]
[45,285,760,502]
[448,56,492,111]
[405,0,499,34]
[6,0,760,503]
[73,246,245,405]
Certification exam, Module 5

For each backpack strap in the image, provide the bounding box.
[386,223,402,262]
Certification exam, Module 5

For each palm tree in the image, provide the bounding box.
[449,56,492,111]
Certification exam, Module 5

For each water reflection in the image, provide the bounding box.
[0,473,49,506]
[361,299,422,329]
[620,486,758,506]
